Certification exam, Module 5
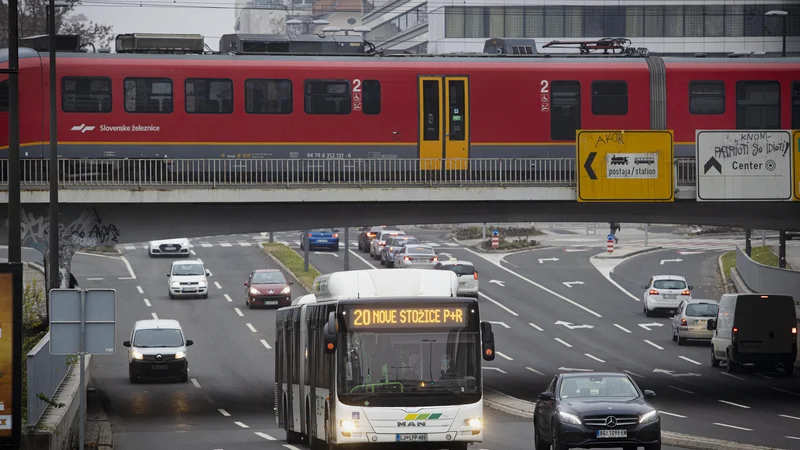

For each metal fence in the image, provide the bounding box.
[26,332,72,427]
[735,246,800,302]
[0,157,699,187]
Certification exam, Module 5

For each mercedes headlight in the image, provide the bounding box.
[132,351,144,360]
[281,286,291,294]
[639,409,658,424]
[250,287,260,295]
[175,351,186,359]
[558,411,581,425]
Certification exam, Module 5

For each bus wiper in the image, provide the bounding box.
[408,384,466,397]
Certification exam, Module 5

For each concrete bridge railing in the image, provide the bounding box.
[26,332,72,428]
[0,157,698,188]
[735,246,800,302]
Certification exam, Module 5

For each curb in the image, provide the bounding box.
[592,245,663,260]
[22,261,46,274]
[717,252,732,294]
[450,237,550,254]
[260,244,317,292]
[85,387,113,449]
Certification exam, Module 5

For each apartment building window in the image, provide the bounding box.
[62,76,112,113]
[736,81,780,130]
[689,81,725,115]
[791,81,800,130]
[592,81,628,116]
[186,79,233,114]
[245,79,292,114]
[124,78,173,113]
[304,80,351,115]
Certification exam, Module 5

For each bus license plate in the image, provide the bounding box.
[597,429,627,438]
[396,434,427,442]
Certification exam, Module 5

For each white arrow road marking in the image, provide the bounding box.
[554,338,573,348]
[623,370,645,379]
[538,258,559,263]
[713,423,751,431]
[660,411,688,419]
[562,281,585,288]
[660,258,683,265]
[678,356,702,365]
[643,340,664,350]
[496,352,514,361]
[554,320,594,330]
[528,323,543,331]
[526,367,545,376]
[638,323,664,331]
[667,385,695,394]
[614,324,632,333]
[489,279,505,287]
[558,367,593,372]
[584,353,605,363]
[718,400,750,409]
[314,252,339,257]
[652,369,700,377]
[483,367,507,374]
[488,321,510,329]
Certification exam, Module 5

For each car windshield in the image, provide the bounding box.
[172,263,204,276]
[252,271,286,284]
[407,247,435,255]
[380,232,405,240]
[653,279,687,289]
[440,264,475,276]
[559,375,639,399]
[686,303,718,317]
[133,328,184,348]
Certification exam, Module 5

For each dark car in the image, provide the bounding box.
[300,229,340,251]
[533,372,661,450]
[244,269,293,309]
[358,225,392,252]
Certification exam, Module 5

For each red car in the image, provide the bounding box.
[244,269,292,309]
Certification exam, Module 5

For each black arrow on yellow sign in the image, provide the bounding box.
[584,152,597,180]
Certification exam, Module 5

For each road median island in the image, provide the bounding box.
[720,246,780,282]
[261,242,320,291]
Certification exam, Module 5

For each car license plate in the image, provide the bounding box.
[152,365,168,370]
[596,429,627,438]
[396,434,427,442]
[695,320,707,326]
[317,239,328,243]
[459,282,467,286]
[663,294,677,299]
[164,246,176,251]
[265,301,278,305]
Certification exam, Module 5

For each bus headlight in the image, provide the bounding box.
[465,418,482,428]
[340,420,357,431]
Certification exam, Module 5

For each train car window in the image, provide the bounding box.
[185,78,233,114]
[792,81,800,130]
[362,80,381,115]
[448,79,465,141]
[61,76,112,113]
[124,78,173,114]
[245,79,292,114]
[735,81,780,130]
[591,81,627,116]
[689,81,725,115]
[422,80,439,141]
[304,80,351,115]
[0,79,8,112]
[551,81,581,140]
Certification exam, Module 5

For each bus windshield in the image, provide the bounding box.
[337,329,481,407]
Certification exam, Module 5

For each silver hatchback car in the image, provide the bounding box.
[671,299,719,345]
[434,259,479,298]
[394,245,439,269]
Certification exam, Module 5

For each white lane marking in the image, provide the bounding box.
[143,299,151,307]
[260,339,272,349]
[136,286,144,294]
[86,277,104,281]
[234,421,249,428]
[713,423,751,431]
[623,370,645,379]
[613,324,632,333]
[349,249,378,269]
[528,323,543,331]
[668,385,695,394]
[124,245,136,250]
[659,411,687,419]
[779,414,800,421]
[482,367,507,374]
[772,388,800,397]
[256,432,277,441]
[643,340,663,350]
[526,367,545,376]
[239,242,252,247]
[191,378,201,388]
[224,294,233,303]
[756,373,773,380]
[720,372,745,381]
[718,400,750,409]
[496,351,513,361]
[479,292,519,317]
[282,444,301,449]
[554,338,572,348]
[445,243,459,247]
[678,355,701,365]
[589,257,641,302]
[464,248,602,318]
[120,256,137,279]
[584,353,606,363]
[220,242,233,247]
[197,258,204,264]
[246,323,257,332]
[190,249,197,256]
[234,308,244,317]
[151,312,159,320]
[214,281,222,290]
[201,243,213,248]
[786,436,800,440]
[218,408,230,417]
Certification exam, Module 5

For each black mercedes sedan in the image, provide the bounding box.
[533,372,661,450]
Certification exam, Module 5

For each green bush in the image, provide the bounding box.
[83,245,118,253]
[261,243,321,291]
[455,225,544,240]
[21,278,48,426]
[480,237,539,251]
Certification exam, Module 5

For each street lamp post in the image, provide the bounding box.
[765,10,788,57]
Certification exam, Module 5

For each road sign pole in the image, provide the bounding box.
[644,224,649,247]
[779,230,787,269]
[303,231,309,272]
[761,229,766,248]
[745,229,752,256]
[482,224,486,241]
[79,290,85,450]
[343,227,350,271]
[269,232,274,243]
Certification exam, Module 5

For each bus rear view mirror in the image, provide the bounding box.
[323,311,337,354]
[481,321,495,361]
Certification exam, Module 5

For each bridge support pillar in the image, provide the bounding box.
[779,230,786,269]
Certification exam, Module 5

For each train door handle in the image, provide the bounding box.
[392,131,399,135]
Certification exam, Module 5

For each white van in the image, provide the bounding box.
[708,293,797,376]
[124,319,194,383]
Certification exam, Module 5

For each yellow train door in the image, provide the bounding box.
[418,76,470,171]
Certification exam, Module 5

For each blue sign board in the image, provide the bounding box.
[492,229,499,237]
[607,234,615,241]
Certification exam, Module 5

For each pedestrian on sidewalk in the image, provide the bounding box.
[609,222,621,243]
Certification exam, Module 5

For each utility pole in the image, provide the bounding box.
[49,0,61,291]
[7,0,22,264]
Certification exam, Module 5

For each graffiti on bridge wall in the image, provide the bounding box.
[19,207,121,288]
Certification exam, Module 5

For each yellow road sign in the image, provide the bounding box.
[577,130,674,202]
[794,131,800,201]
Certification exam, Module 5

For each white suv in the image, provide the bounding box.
[167,259,210,299]
[642,275,692,317]
[123,319,194,383]
[434,259,479,298]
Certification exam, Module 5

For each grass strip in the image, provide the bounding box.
[720,246,779,280]
[261,243,321,291]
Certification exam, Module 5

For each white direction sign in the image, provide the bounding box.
[696,130,793,201]
[605,152,658,179]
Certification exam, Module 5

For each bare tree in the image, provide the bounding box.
[0,0,114,49]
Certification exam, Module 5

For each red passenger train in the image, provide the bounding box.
[1,34,798,168]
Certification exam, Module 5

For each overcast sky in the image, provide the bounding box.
[71,0,238,51]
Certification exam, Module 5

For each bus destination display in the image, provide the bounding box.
[346,306,467,329]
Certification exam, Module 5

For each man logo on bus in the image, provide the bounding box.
[398,413,443,427]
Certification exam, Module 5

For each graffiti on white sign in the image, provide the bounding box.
[605,153,658,179]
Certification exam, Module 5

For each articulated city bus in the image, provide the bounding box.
[275,269,496,450]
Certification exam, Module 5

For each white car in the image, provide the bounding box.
[123,318,194,383]
[642,275,692,317]
[394,244,439,269]
[167,259,210,299]
[149,238,191,257]
[434,259,479,298]
[370,230,406,259]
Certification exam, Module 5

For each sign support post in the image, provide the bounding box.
[745,229,752,256]
[0,263,23,449]
[779,231,787,269]
[491,229,499,249]
[303,231,309,272]
[343,227,350,271]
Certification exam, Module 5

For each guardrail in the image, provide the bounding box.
[735,246,800,301]
[26,332,73,427]
[0,157,698,187]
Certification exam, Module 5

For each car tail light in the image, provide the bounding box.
[404,256,412,261]
[332,233,338,238]
[430,256,438,262]
[681,290,691,296]
[379,242,386,246]
[680,318,687,326]
[792,327,797,334]
[474,272,479,280]
[649,289,659,295]
[368,233,376,237]
[733,327,738,333]
[307,233,312,237]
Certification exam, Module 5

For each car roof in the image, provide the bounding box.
[254,269,281,273]
[684,298,717,304]
[439,260,474,266]
[172,259,203,266]
[405,244,435,250]
[652,275,687,280]
[134,319,182,330]
[560,371,632,379]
